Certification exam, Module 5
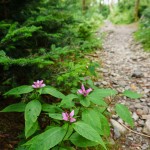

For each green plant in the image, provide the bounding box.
[135,8,150,51]
[1,79,142,149]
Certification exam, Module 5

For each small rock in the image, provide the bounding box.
[118,118,124,124]
[136,109,144,116]
[143,107,149,115]
[94,82,101,86]
[141,143,149,150]
[110,119,127,139]
[141,115,150,120]
[135,103,143,109]
[132,112,139,121]
[140,99,146,102]
[137,127,142,132]
[128,137,133,141]
[118,81,127,87]
[131,70,144,78]
[138,119,145,126]
[112,115,118,119]
[143,119,150,135]
[101,81,108,86]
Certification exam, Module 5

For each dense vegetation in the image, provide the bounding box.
[135,7,150,51]
[0,0,104,95]
[108,0,149,24]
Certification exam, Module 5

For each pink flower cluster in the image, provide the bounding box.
[62,110,76,123]
[77,84,92,96]
[32,80,46,88]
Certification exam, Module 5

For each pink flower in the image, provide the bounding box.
[32,80,46,88]
[62,110,76,123]
[77,84,92,96]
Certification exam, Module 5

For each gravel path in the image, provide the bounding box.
[91,21,150,150]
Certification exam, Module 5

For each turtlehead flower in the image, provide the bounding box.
[62,110,76,123]
[77,84,92,96]
[32,80,46,88]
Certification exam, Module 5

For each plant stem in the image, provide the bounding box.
[58,123,70,150]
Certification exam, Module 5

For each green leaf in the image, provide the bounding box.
[49,113,62,120]
[99,113,110,137]
[70,132,99,147]
[115,104,134,128]
[73,121,106,149]
[63,125,73,141]
[80,97,90,107]
[87,94,107,106]
[25,121,39,139]
[42,104,62,113]
[90,89,117,98]
[1,103,26,112]
[25,100,41,138]
[41,86,65,99]
[82,109,103,135]
[4,85,34,96]
[123,90,142,99]
[59,94,77,108]
[23,127,66,150]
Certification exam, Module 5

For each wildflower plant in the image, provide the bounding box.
[1,79,142,150]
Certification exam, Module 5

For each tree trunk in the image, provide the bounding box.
[109,0,114,12]
[82,0,86,14]
[134,0,140,21]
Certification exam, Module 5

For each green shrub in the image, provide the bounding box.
[135,8,150,51]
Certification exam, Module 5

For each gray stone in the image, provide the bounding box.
[138,119,145,126]
[141,144,149,150]
[147,103,150,107]
[131,70,144,78]
[112,115,118,119]
[143,107,149,115]
[101,81,108,86]
[110,119,127,138]
[141,115,150,120]
[140,99,146,102]
[128,137,133,141]
[136,109,144,116]
[118,81,127,87]
[132,112,139,121]
[135,103,143,109]
[118,118,124,124]
[143,119,150,135]
[137,127,142,132]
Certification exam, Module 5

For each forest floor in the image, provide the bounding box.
[89,21,150,150]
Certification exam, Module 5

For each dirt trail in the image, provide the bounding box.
[95,21,150,150]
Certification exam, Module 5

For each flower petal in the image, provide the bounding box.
[70,110,74,117]
[77,89,83,94]
[86,88,92,94]
[81,84,85,92]
[41,84,46,87]
[32,85,37,88]
[40,80,43,84]
[62,112,69,121]
[70,117,76,122]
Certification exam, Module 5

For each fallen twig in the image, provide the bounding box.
[120,122,150,138]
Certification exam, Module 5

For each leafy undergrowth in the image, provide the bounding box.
[134,8,150,52]
[0,79,142,149]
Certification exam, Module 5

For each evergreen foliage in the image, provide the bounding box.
[0,0,103,93]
